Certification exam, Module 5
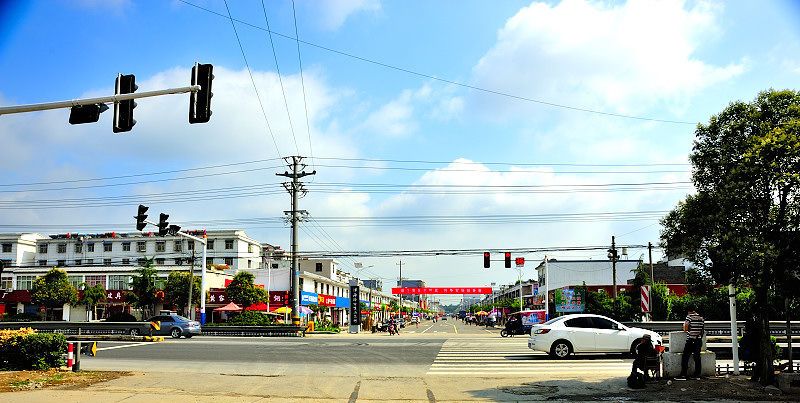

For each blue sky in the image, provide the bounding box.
[1,0,799,303]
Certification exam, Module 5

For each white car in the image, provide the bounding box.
[527,314,662,359]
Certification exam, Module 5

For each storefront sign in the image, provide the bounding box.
[555,287,585,313]
[349,285,360,325]
[269,291,289,306]
[300,291,318,305]
[391,287,492,295]
[0,290,31,303]
[317,294,336,307]
[208,289,228,304]
[105,290,126,302]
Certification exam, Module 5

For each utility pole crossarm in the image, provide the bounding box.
[0,85,201,116]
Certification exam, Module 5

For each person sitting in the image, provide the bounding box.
[631,334,656,380]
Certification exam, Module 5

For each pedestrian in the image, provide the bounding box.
[630,334,655,380]
[677,306,705,380]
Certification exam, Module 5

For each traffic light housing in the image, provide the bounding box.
[134,205,149,231]
[483,252,490,268]
[168,224,181,236]
[69,103,108,124]
[113,74,137,133]
[504,252,511,268]
[189,63,214,124]
[157,213,170,236]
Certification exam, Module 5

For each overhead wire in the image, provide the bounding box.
[290,0,316,178]
[177,0,697,125]
[221,0,283,157]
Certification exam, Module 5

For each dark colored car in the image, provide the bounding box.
[147,314,201,339]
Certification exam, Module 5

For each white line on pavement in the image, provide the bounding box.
[97,342,157,351]
[420,324,435,334]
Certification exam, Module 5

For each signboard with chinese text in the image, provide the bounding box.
[349,285,360,325]
[555,287,585,313]
[300,291,318,305]
[318,294,336,307]
[391,287,492,295]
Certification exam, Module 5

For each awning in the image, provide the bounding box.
[213,302,242,312]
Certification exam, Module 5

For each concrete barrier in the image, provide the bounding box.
[668,331,706,353]
[664,330,715,377]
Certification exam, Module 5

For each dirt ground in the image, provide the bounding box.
[0,369,129,393]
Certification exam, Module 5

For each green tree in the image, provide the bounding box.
[660,89,800,385]
[225,272,267,307]
[130,260,159,318]
[30,268,77,320]
[388,300,399,312]
[80,283,107,321]
[164,271,200,316]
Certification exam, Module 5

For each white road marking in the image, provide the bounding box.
[97,342,157,351]
[420,324,435,334]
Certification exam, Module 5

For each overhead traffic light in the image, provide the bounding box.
[134,205,149,231]
[504,252,511,268]
[113,74,137,133]
[483,252,490,268]
[69,104,109,124]
[157,213,170,236]
[168,224,181,236]
[189,63,214,124]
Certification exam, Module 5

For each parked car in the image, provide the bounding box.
[147,314,201,339]
[527,314,662,359]
[396,318,406,328]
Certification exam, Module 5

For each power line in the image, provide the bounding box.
[222,0,283,157]
[290,0,315,177]
[177,0,697,125]
[313,156,690,167]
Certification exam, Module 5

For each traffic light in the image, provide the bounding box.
[189,63,214,124]
[113,74,137,133]
[69,104,109,124]
[168,224,181,236]
[483,252,490,268]
[134,205,149,231]
[504,252,511,268]
[157,213,170,236]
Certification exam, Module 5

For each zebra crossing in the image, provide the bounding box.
[426,337,633,377]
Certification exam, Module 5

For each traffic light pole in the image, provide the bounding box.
[0,86,200,116]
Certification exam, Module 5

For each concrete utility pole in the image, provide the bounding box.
[277,156,315,326]
[187,249,195,320]
[608,236,618,299]
[648,242,655,315]
[544,256,550,320]
[397,260,403,316]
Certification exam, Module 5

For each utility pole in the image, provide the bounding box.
[187,249,195,320]
[277,156,315,326]
[648,242,654,315]
[397,260,403,317]
[608,236,618,299]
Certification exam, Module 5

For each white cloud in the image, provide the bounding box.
[359,86,433,137]
[306,0,381,31]
[471,0,744,119]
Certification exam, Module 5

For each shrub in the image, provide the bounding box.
[0,331,67,370]
[223,310,275,326]
[5,312,42,322]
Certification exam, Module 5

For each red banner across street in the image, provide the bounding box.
[391,287,492,295]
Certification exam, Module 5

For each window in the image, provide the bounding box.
[16,275,36,290]
[564,317,594,328]
[224,257,233,266]
[271,263,279,269]
[104,243,112,252]
[206,258,213,267]
[84,275,105,287]
[122,242,131,252]
[67,276,82,289]
[315,262,323,272]
[247,260,252,268]
[137,258,147,266]
[38,244,48,254]
[1,243,11,253]
[225,240,234,250]
[74,259,81,266]
[57,243,67,253]
[74,243,82,253]
[207,240,214,250]
[156,241,165,252]
[591,317,617,330]
[174,241,182,252]
[122,258,130,265]
[187,241,194,251]
[1,276,12,290]
[103,258,111,266]
[137,242,146,253]
[57,260,66,267]
[155,258,165,265]
[87,243,95,252]
[175,258,183,266]
[38,260,47,266]
[248,243,253,253]
[108,275,130,290]
[86,258,94,265]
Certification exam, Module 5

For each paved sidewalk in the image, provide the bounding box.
[2,371,789,402]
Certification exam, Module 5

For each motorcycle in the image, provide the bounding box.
[387,321,399,335]
[500,322,529,337]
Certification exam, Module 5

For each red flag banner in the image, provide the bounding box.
[391,287,492,295]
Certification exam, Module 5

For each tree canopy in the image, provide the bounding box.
[660,89,800,384]
[225,272,267,307]
[130,260,159,317]
[31,268,78,319]
[164,271,200,314]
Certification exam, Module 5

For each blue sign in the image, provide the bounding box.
[300,291,318,306]
[335,296,351,308]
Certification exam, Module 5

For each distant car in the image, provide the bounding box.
[528,314,662,359]
[396,318,406,328]
[441,316,447,321]
[411,316,420,323]
[147,314,201,339]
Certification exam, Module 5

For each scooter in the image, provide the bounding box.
[388,322,398,335]
[500,325,529,337]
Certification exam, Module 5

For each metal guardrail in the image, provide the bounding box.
[622,321,800,337]
[716,361,800,375]
[0,321,152,336]
[199,325,305,337]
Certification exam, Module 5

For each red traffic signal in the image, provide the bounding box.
[504,252,511,268]
[515,257,525,267]
[483,252,490,268]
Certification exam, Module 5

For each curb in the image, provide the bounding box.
[142,336,165,342]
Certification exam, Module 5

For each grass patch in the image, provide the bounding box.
[0,369,129,392]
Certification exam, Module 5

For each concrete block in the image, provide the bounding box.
[777,372,800,394]
[662,351,716,377]
[668,331,706,353]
